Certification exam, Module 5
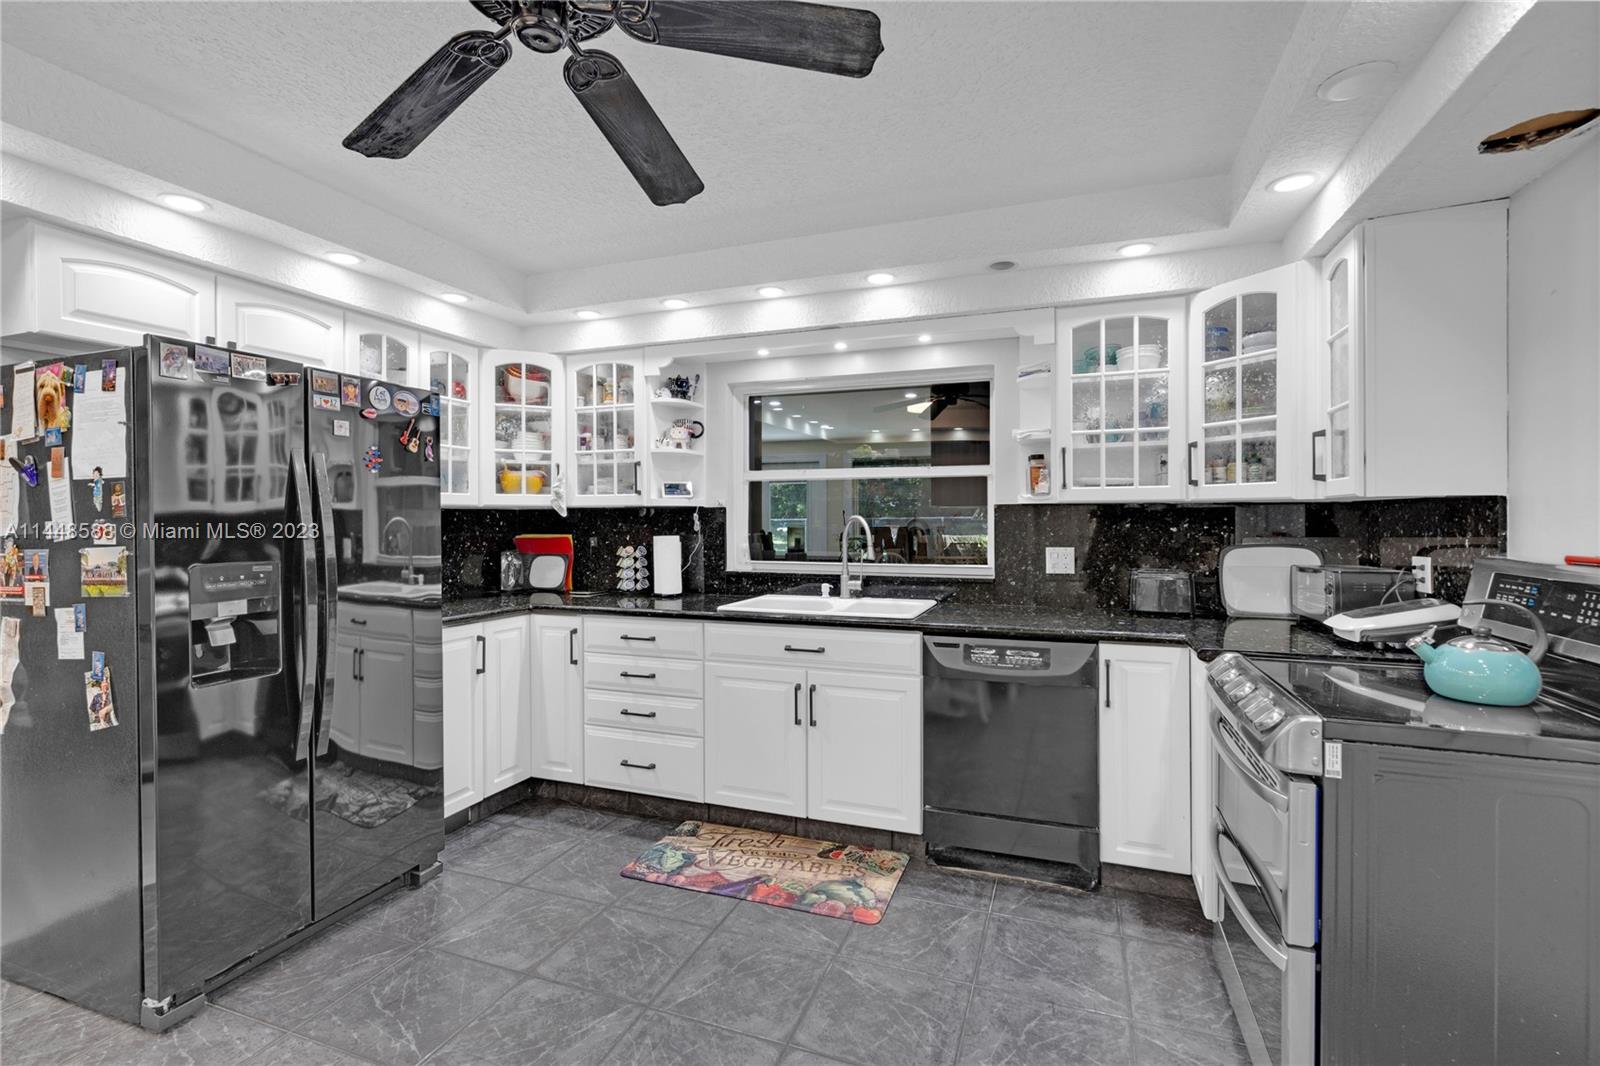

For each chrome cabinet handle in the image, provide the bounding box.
[808,683,817,728]
[1311,429,1328,482]
[619,709,657,718]
[620,759,657,770]
[793,682,802,727]
[1187,441,1199,487]
[476,634,486,675]
[620,671,656,679]
[784,644,825,654]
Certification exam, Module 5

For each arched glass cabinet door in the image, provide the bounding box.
[1186,263,1306,499]
[482,351,561,507]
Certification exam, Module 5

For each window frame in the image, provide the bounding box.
[732,369,996,579]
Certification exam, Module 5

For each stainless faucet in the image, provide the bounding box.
[382,515,420,584]
[839,514,875,599]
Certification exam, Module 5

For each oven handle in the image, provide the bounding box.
[1210,715,1290,812]
[1213,824,1290,972]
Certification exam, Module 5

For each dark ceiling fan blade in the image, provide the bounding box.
[614,1,884,77]
[343,30,512,159]
[564,49,704,206]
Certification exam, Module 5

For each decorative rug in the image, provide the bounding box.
[620,821,908,924]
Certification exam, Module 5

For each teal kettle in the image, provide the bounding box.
[1406,600,1547,707]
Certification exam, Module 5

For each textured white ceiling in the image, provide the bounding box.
[0,0,1300,277]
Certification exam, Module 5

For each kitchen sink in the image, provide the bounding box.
[339,580,441,604]
[717,594,937,620]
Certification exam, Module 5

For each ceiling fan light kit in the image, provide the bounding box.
[343,1,885,206]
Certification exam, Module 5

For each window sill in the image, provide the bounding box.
[736,559,994,580]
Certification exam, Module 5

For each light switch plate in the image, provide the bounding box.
[1045,546,1075,575]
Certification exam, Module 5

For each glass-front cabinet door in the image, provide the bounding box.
[482,350,562,507]
[345,312,420,387]
[570,356,643,503]
[1058,298,1187,500]
[426,335,478,505]
[1316,231,1363,497]
[1186,264,1306,499]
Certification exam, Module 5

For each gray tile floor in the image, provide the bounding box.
[1,800,1249,1065]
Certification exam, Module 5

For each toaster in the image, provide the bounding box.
[1128,569,1195,615]
[1291,565,1416,620]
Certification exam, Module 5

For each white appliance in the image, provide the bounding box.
[1219,544,1323,619]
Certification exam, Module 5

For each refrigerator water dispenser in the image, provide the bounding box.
[188,561,281,684]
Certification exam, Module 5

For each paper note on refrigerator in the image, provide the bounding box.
[47,456,74,539]
[11,365,38,441]
[71,371,127,479]
[0,617,19,732]
[0,460,17,536]
[55,607,84,660]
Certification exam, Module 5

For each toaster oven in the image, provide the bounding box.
[1291,565,1415,620]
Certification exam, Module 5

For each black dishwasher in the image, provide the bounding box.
[922,637,1100,887]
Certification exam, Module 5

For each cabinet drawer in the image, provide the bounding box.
[584,726,704,802]
[584,618,703,660]
[584,653,704,699]
[702,623,920,675]
[413,644,441,681]
[585,689,703,737]
[336,602,414,639]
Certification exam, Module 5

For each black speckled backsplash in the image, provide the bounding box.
[444,497,1505,613]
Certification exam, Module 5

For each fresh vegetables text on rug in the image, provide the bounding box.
[620,821,908,924]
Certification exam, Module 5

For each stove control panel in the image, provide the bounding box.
[1465,559,1600,667]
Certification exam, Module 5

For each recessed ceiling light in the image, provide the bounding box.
[757,286,785,298]
[1118,242,1155,258]
[752,398,762,404]
[439,292,469,304]
[661,298,688,309]
[756,348,771,356]
[324,251,362,266]
[575,310,601,320]
[904,391,918,399]
[1317,60,1396,103]
[158,193,208,213]
[988,260,1016,271]
[807,419,818,424]
[1268,172,1317,193]
[768,400,782,407]
[821,424,833,430]
[866,272,895,285]
[833,341,848,351]
[917,334,932,343]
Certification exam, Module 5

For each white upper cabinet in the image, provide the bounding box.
[569,354,646,504]
[2,219,215,350]
[216,275,343,368]
[1311,201,1508,499]
[344,311,421,387]
[482,350,564,507]
[424,334,479,505]
[1185,262,1311,500]
[1058,298,1188,502]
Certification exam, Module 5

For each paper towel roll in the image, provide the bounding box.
[653,535,683,596]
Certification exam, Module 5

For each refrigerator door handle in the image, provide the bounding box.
[311,452,339,758]
[288,446,318,763]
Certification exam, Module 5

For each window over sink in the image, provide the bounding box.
[741,379,993,574]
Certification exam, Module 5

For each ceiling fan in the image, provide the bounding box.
[342,1,884,206]
[874,384,992,419]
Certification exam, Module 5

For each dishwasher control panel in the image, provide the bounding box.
[965,644,1050,670]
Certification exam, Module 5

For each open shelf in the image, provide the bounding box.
[649,397,705,413]
[1012,428,1052,443]
[650,447,704,459]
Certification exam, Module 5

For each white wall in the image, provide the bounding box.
[1506,141,1600,563]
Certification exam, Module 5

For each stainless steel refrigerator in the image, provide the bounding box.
[0,334,442,1029]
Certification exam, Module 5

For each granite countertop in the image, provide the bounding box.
[443,590,1413,663]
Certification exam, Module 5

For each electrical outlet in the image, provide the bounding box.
[1045,546,1075,575]
[1411,555,1434,595]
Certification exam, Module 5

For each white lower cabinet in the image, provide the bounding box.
[704,662,809,817]
[584,727,704,801]
[443,614,533,818]
[1099,643,1191,874]
[531,614,584,783]
[704,625,923,834]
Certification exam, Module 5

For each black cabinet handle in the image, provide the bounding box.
[620,671,657,679]
[569,627,578,665]
[793,682,802,727]
[785,644,826,654]
[352,646,360,681]
[1187,441,1199,487]
[1311,429,1328,482]
[350,618,367,625]
[808,683,817,728]
[620,759,657,771]
[1060,445,1067,491]
[1103,659,1110,708]
[476,634,486,675]
[619,709,657,718]
[620,634,657,642]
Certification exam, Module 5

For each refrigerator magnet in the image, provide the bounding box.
[85,662,118,731]
[359,407,377,420]
[424,436,434,461]
[340,377,362,407]
[90,520,116,545]
[109,482,127,518]
[158,343,190,380]
[91,468,104,512]
[332,419,351,438]
[312,395,339,412]
[80,546,129,598]
[36,363,72,432]
[363,445,383,473]
[100,360,117,392]
[422,395,440,416]
[230,353,267,381]
[44,428,62,448]
[393,391,419,417]
[193,345,231,375]
[74,603,86,631]
[309,369,339,395]
[367,384,392,412]
[19,456,38,487]
[73,365,87,393]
